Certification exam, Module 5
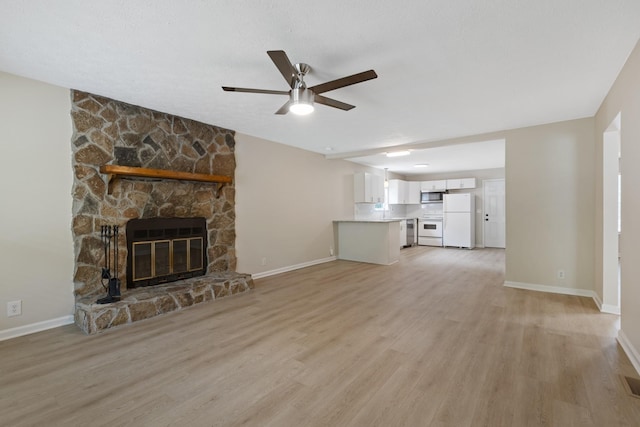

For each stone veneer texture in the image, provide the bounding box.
[71,90,237,298]
[75,273,254,334]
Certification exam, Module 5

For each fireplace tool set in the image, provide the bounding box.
[97,225,122,304]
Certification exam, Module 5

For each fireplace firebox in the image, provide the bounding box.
[126,217,208,288]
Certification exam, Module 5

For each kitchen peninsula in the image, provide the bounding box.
[333,219,401,265]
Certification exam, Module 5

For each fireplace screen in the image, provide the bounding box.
[126,218,207,288]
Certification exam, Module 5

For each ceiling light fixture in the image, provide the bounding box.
[386,150,411,158]
[414,164,429,168]
[288,88,315,115]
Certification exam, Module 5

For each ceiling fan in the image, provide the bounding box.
[222,50,378,115]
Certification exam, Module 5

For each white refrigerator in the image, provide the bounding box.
[443,193,475,249]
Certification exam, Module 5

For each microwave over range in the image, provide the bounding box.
[420,191,445,203]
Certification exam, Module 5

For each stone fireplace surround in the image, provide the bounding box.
[71,91,253,334]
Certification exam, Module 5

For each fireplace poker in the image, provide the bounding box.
[96,224,122,304]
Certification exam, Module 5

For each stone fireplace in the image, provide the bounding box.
[70,91,253,334]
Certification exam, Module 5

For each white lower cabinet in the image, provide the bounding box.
[399,220,407,248]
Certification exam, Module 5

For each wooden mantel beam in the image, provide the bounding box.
[99,165,232,197]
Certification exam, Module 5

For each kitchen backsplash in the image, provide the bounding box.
[409,202,444,218]
[354,201,445,220]
[354,203,439,220]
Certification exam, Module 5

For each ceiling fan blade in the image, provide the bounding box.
[267,50,298,89]
[275,101,291,115]
[222,86,289,95]
[314,94,355,111]
[309,70,378,94]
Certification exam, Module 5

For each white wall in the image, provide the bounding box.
[503,119,595,291]
[595,38,640,370]
[234,133,381,276]
[0,72,74,337]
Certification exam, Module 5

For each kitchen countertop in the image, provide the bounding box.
[333,219,403,223]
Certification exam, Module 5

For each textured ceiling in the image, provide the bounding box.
[1,1,639,167]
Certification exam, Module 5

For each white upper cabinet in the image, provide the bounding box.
[354,172,385,203]
[407,181,421,204]
[388,179,407,204]
[446,178,476,190]
[421,180,447,192]
[389,180,421,204]
[371,174,384,203]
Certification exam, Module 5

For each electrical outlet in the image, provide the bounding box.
[7,300,22,317]
[329,246,334,256]
[557,270,565,279]
[261,257,267,266]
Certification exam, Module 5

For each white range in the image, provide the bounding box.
[418,215,443,247]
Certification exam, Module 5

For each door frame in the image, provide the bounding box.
[482,178,506,249]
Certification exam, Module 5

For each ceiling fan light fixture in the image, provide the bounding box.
[289,87,314,115]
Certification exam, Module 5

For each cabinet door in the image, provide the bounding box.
[371,174,384,203]
[401,180,409,203]
[354,172,369,202]
[446,178,476,190]
[444,213,471,247]
[421,180,447,192]
[459,178,476,189]
[399,221,407,247]
[407,181,421,204]
[388,179,403,204]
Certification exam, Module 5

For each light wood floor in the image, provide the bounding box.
[2,247,640,426]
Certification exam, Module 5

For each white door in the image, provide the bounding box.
[444,193,471,213]
[444,212,470,247]
[483,179,505,248]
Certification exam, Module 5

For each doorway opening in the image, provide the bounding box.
[602,112,621,314]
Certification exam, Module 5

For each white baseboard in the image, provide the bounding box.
[504,280,598,299]
[571,287,620,315]
[592,292,603,311]
[618,329,640,376]
[252,256,337,280]
[0,315,75,342]
[601,303,621,315]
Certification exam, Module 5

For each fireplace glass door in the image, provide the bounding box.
[127,218,207,288]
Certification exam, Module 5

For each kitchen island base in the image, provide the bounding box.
[334,220,401,265]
